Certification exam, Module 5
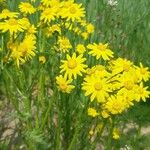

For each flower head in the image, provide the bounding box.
[105,95,126,115]
[0,18,24,35]
[88,108,99,117]
[60,1,85,22]
[58,36,72,53]
[56,75,75,93]
[82,73,111,102]
[0,9,18,19]
[19,2,36,15]
[60,53,87,79]
[87,43,114,60]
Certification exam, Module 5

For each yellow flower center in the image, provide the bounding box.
[124,81,134,90]
[61,39,69,47]
[138,88,144,94]
[68,59,77,69]
[60,83,67,91]
[140,68,146,74]
[97,44,106,51]
[8,19,18,26]
[94,82,103,91]
[69,6,77,14]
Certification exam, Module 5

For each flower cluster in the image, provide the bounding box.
[0,0,150,142]
[0,0,94,67]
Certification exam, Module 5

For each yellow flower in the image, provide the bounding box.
[136,63,150,82]
[46,24,61,37]
[10,35,36,67]
[58,36,72,53]
[39,56,46,64]
[111,58,133,74]
[18,18,31,30]
[135,83,150,102]
[60,53,87,79]
[81,32,89,40]
[82,73,111,102]
[117,73,137,100]
[101,110,110,118]
[40,7,57,23]
[87,108,99,117]
[0,9,18,19]
[19,2,36,15]
[86,23,94,34]
[56,75,75,93]
[9,42,24,67]
[60,1,85,22]
[27,25,37,35]
[0,18,24,35]
[76,44,86,54]
[41,0,60,7]
[87,43,114,60]
[112,128,120,140]
[105,95,126,115]
[18,35,36,61]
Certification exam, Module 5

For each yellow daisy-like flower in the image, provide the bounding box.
[88,108,99,117]
[10,35,36,67]
[58,36,72,53]
[18,35,36,61]
[27,25,37,35]
[135,83,150,102]
[82,74,111,102]
[117,72,137,100]
[9,42,25,67]
[60,53,87,79]
[18,17,31,30]
[41,0,60,7]
[105,95,126,115]
[136,63,150,82]
[19,2,36,15]
[40,7,57,23]
[87,43,114,60]
[76,44,86,54]
[81,32,89,40]
[101,110,110,118]
[86,23,94,34]
[60,1,85,22]
[46,24,61,37]
[0,9,19,19]
[0,18,24,35]
[110,58,133,74]
[56,75,75,93]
